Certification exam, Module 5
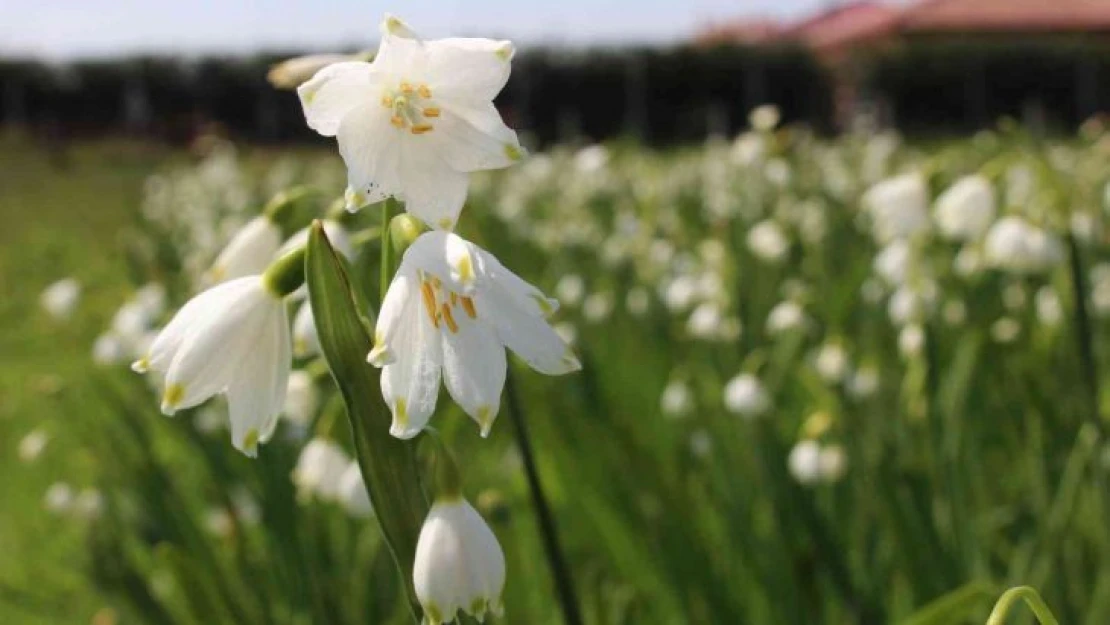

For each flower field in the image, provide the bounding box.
[5,35,1110,623]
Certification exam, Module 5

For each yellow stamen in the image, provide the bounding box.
[410,123,433,135]
[380,94,394,107]
[441,303,459,333]
[422,107,440,118]
[417,84,432,98]
[400,82,415,95]
[421,281,439,328]
[461,296,477,319]
[450,292,458,307]
[390,115,406,128]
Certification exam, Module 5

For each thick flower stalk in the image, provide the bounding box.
[368,231,580,439]
[133,249,303,456]
[297,14,525,230]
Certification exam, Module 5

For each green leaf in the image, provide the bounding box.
[897,581,996,625]
[306,220,427,622]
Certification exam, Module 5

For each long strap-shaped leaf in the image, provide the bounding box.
[306,221,427,622]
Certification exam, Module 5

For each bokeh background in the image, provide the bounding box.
[4,1,1110,623]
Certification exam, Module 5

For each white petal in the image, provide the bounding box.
[227,304,291,457]
[373,34,428,80]
[163,280,271,413]
[426,38,514,103]
[369,266,416,366]
[478,284,579,376]
[440,316,506,437]
[139,281,236,373]
[337,103,403,205]
[292,301,319,359]
[397,140,469,230]
[401,232,483,295]
[208,216,282,284]
[432,103,523,172]
[475,247,557,318]
[298,61,380,136]
[380,293,443,439]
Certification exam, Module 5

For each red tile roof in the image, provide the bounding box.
[902,0,1110,33]
[786,2,900,52]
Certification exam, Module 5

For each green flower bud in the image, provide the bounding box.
[389,213,427,256]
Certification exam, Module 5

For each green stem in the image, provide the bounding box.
[380,201,393,305]
[985,586,1059,625]
[1066,233,1102,429]
[504,371,584,625]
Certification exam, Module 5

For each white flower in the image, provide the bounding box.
[943,299,967,326]
[813,342,849,383]
[934,175,996,241]
[1035,287,1063,327]
[984,216,1063,274]
[873,240,911,285]
[687,302,723,339]
[747,219,789,262]
[413,497,505,623]
[369,231,580,439]
[298,15,523,229]
[92,333,127,365]
[40,278,80,320]
[207,216,283,284]
[847,366,879,399]
[292,438,350,501]
[723,373,770,418]
[279,219,353,263]
[625,287,650,317]
[766,300,806,335]
[660,379,692,418]
[44,482,74,514]
[898,324,925,358]
[338,462,374,519]
[788,440,822,484]
[18,429,49,463]
[555,274,585,307]
[292,301,321,358]
[132,276,291,457]
[574,145,610,173]
[268,53,362,89]
[861,173,930,243]
[749,104,780,132]
[283,370,318,427]
[991,317,1021,343]
[582,292,614,323]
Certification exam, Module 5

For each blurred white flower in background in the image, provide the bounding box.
[766,300,807,335]
[689,429,714,458]
[723,373,770,418]
[1035,287,1063,327]
[18,429,49,463]
[661,379,693,418]
[749,104,781,132]
[789,440,847,485]
[574,145,610,173]
[984,216,1063,274]
[298,15,523,229]
[874,239,911,285]
[813,342,849,384]
[293,438,350,502]
[943,299,968,326]
[583,291,614,323]
[292,302,321,358]
[898,324,925,358]
[991,317,1021,344]
[847,366,880,399]
[40,278,81,320]
[43,482,74,514]
[555,274,585,307]
[338,462,374,519]
[934,175,996,241]
[861,173,929,244]
[747,219,789,263]
[1091,263,1110,317]
[283,370,318,428]
[625,287,650,317]
[413,497,505,623]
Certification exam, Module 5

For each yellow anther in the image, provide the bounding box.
[380,94,394,107]
[410,123,434,135]
[390,115,406,128]
[421,280,439,328]
[417,84,432,98]
[400,82,415,95]
[450,292,458,306]
[461,296,477,319]
[422,107,441,118]
[456,255,475,284]
[441,302,459,333]
[432,277,443,289]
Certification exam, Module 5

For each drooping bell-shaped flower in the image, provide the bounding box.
[368,231,579,439]
[207,216,282,284]
[413,497,505,623]
[292,438,350,501]
[934,174,996,241]
[133,255,300,457]
[297,14,525,230]
[861,173,930,244]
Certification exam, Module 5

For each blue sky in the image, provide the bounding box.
[3,0,850,59]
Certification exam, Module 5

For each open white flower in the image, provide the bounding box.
[984,216,1063,274]
[207,216,282,284]
[132,275,291,457]
[369,231,580,439]
[413,497,505,624]
[298,14,524,230]
[861,173,929,243]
